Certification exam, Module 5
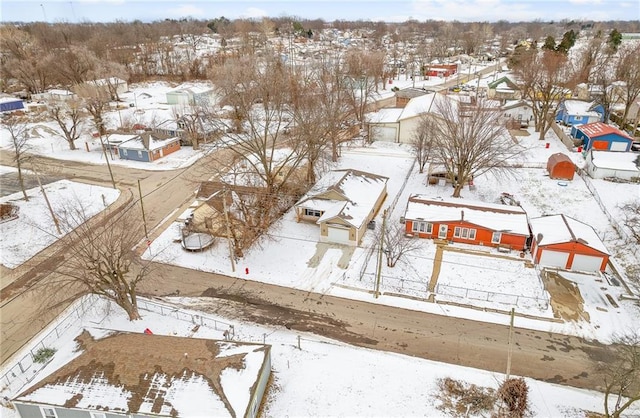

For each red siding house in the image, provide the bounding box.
[403,196,530,251]
[530,214,609,272]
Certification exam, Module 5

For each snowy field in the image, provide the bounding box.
[0,177,120,269]
[0,295,626,418]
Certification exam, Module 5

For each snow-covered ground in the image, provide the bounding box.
[143,127,640,344]
[0,295,627,418]
[0,177,120,270]
[1,56,638,414]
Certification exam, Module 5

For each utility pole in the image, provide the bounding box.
[222,188,236,272]
[506,307,515,380]
[374,209,387,298]
[98,134,117,189]
[32,164,62,235]
[137,179,148,239]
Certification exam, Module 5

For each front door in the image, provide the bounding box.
[438,224,448,239]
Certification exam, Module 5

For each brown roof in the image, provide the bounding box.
[16,331,270,416]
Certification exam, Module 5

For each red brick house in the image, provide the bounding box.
[403,196,530,251]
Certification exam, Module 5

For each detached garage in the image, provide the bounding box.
[547,153,575,180]
[530,214,609,272]
[571,122,633,152]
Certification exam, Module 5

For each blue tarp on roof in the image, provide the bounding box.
[0,98,24,112]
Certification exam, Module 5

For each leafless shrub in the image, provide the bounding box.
[497,377,529,418]
[435,377,496,417]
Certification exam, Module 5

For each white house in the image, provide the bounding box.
[501,100,534,127]
[584,150,640,181]
[367,93,453,144]
[90,77,128,95]
[166,86,215,106]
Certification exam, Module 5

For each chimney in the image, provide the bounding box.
[460,210,464,221]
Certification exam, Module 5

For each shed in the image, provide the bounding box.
[530,214,609,272]
[584,150,640,181]
[546,153,575,180]
[571,122,633,152]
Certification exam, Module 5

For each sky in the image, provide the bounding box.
[0,0,638,24]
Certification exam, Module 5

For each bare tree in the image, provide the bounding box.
[615,44,640,126]
[599,332,640,418]
[76,83,111,136]
[343,50,381,128]
[380,223,423,267]
[1,115,31,201]
[430,97,523,197]
[91,61,129,101]
[411,114,435,174]
[619,200,640,246]
[210,55,305,196]
[48,204,152,321]
[48,45,100,86]
[513,48,574,140]
[290,58,354,182]
[49,99,84,150]
[0,26,51,95]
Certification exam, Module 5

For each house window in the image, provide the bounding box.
[574,116,582,121]
[454,227,477,240]
[40,407,58,418]
[137,150,143,159]
[121,149,127,157]
[304,208,322,217]
[90,413,106,418]
[492,232,502,244]
[411,221,433,234]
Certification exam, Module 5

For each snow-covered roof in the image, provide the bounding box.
[399,92,438,120]
[106,134,138,145]
[501,100,530,111]
[0,97,23,104]
[530,214,609,254]
[562,100,599,117]
[404,195,529,236]
[15,331,271,417]
[90,77,126,86]
[366,108,403,123]
[299,169,388,229]
[119,133,179,151]
[48,89,75,96]
[589,151,640,172]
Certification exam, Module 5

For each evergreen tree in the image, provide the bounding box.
[608,28,623,51]
[556,29,577,54]
[542,35,556,51]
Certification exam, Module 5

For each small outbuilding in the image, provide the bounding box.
[546,153,575,180]
[571,122,633,152]
[530,214,609,272]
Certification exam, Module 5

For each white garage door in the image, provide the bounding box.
[327,226,351,244]
[610,141,629,152]
[570,254,604,272]
[372,126,397,142]
[538,250,569,269]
